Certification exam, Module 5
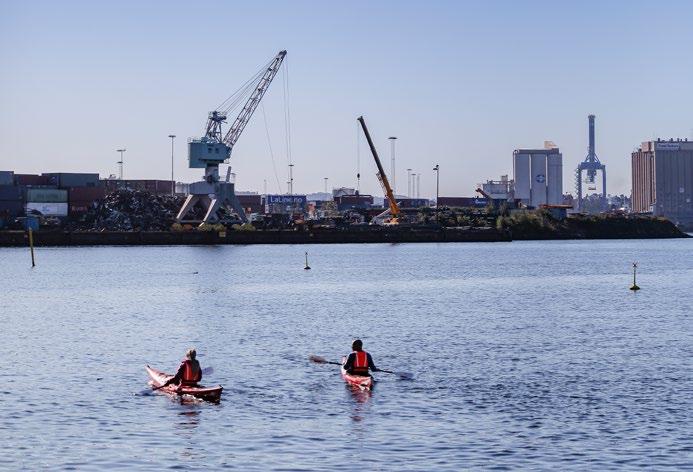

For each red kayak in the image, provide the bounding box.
[340,357,374,390]
[146,365,223,402]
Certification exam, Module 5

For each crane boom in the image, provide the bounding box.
[223,50,286,150]
[357,116,400,220]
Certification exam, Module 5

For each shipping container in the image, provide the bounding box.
[69,200,99,215]
[385,198,430,209]
[25,202,68,216]
[43,172,99,188]
[0,185,23,201]
[0,171,14,186]
[68,186,105,203]
[335,194,374,210]
[437,197,488,208]
[101,179,173,195]
[15,174,50,186]
[0,200,23,217]
[25,188,68,203]
[237,194,263,213]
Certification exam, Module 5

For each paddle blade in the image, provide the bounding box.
[309,355,329,364]
[396,372,414,380]
[201,367,214,376]
[379,369,414,380]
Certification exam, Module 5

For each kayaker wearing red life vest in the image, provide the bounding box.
[161,348,202,388]
[343,339,380,377]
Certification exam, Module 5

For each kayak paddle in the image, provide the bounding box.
[378,369,414,380]
[310,355,413,380]
[309,355,341,366]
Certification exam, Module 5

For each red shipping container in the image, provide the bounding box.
[69,186,105,203]
[15,174,51,185]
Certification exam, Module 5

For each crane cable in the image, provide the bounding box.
[205,57,275,132]
[282,58,292,182]
[216,57,273,112]
[261,102,283,193]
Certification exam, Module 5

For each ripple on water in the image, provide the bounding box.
[3,240,693,470]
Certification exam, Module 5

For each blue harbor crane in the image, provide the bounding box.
[176,50,287,225]
[575,114,607,212]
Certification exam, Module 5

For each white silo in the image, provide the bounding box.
[513,146,563,207]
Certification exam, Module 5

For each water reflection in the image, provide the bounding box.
[176,410,202,462]
[176,409,201,430]
[345,383,373,422]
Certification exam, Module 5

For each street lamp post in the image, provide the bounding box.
[288,164,294,195]
[116,148,126,180]
[168,135,176,196]
[324,177,328,194]
[433,164,440,223]
[388,137,397,194]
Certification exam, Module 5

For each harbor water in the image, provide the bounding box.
[2,239,692,470]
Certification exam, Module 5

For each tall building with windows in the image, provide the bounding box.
[631,139,693,228]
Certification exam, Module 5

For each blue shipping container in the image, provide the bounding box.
[0,200,23,217]
[0,185,23,201]
[0,171,14,186]
[43,173,99,188]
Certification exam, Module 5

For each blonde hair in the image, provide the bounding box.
[186,348,196,360]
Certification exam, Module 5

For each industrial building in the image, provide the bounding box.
[513,145,563,208]
[481,175,513,200]
[631,139,693,228]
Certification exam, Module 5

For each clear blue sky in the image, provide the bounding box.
[1,0,691,197]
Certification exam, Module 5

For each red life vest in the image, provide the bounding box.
[181,360,201,385]
[352,350,369,376]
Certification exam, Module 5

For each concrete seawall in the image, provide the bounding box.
[0,228,512,247]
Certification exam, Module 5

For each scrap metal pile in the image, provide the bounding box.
[65,189,199,231]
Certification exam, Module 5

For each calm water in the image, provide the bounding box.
[2,239,692,471]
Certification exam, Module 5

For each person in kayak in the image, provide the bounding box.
[343,339,380,377]
[161,348,202,388]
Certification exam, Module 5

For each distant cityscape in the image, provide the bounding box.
[1,131,691,231]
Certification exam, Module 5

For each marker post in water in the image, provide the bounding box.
[630,262,640,291]
[28,228,36,268]
[304,252,311,270]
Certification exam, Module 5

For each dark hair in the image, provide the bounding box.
[352,339,363,350]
